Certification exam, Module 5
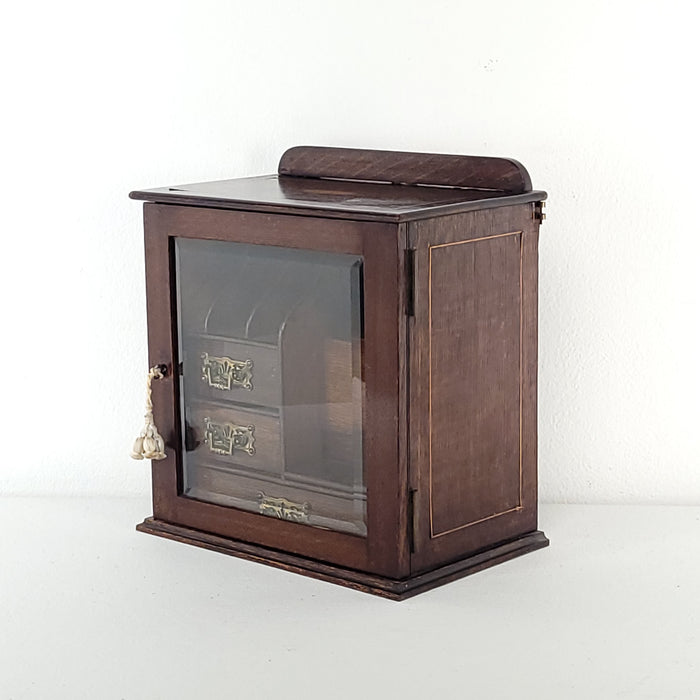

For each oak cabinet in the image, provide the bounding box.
[130,146,548,599]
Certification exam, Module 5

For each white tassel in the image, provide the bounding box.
[130,365,167,461]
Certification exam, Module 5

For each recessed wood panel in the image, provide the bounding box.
[429,232,522,536]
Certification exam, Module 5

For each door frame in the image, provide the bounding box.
[143,202,409,578]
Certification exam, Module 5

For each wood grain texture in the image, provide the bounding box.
[429,232,522,536]
[135,147,547,595]
[409,203,541,573]
[130,174,546,223]
[361,225,408,577]
[279,146,533,193]
[143,203,181,517]
[137,517,548,600]
[142,203,406,577]
[395,222,411,571]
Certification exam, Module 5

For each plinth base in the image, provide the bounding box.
[137,517,548,600]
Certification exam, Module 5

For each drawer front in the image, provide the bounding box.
[184,462,367,537]
[187,402,283,474]
[186,335,281,407]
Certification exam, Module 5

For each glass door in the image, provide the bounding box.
[175,238,367,536]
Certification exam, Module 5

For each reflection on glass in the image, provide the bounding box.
[175,238,366,536]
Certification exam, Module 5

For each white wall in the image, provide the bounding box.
[2,0,698,503]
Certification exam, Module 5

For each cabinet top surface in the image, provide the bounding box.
[130,174,546,222]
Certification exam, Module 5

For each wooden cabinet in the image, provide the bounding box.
[130,146,549,599]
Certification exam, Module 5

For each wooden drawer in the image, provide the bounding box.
[187,401,283,474]
[184,461,367,536]
[185,334,281,407]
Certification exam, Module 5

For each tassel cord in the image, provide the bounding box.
[131,365,167,461]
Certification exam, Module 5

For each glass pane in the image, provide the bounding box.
[175,238,366,536]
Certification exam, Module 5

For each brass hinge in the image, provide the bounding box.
[408,488,417,553]
[533,200,547,223]
[405,249,415,316]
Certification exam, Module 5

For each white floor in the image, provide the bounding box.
[1,498,698,700]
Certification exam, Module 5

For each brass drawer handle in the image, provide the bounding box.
[203,418,256,456]
[201,353,253,391]
[258,492,309,523]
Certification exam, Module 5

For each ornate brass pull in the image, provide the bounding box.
[258,492,309,523]
[201,353,253,391]
[203,418,255,456]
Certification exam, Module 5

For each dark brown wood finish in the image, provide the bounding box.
[186,335,281,407]
[430,232,521,534]
[137,517,548,600]
[143,203,407,578]
[130,175,546,223]
[395,223,411,574]
[134,146,548,598]
[409,203,543,572]
[279,146,532,193]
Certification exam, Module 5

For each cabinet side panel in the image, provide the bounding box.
[429,233,522,536]
[409,204,540,573]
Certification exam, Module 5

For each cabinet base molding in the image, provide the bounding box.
[136,517,549,600]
